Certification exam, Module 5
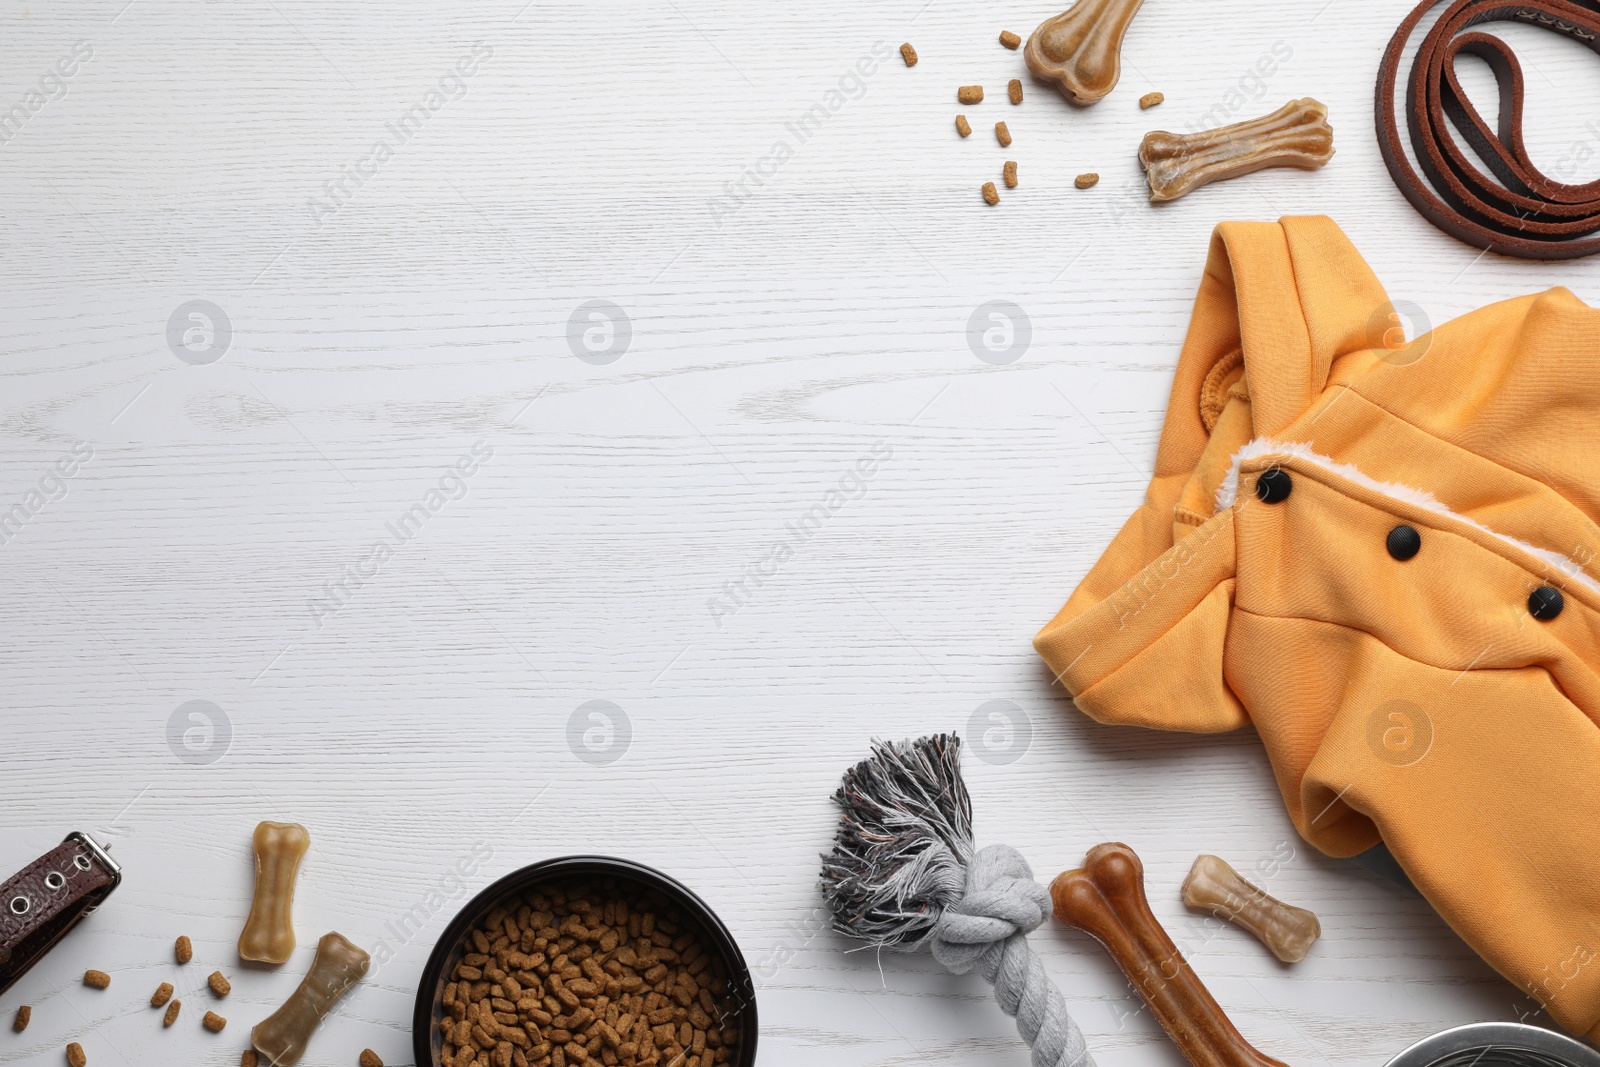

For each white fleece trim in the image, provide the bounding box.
[1215,437,1600,597]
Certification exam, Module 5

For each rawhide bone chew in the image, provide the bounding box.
[1139,98,1333,202]
[1181,855,1320,964]
[251,932,369,1066]
[821,735,1095,1067]
[239,821,310,965]
[1053,844,1288,1067]
[1025,0,1146,104]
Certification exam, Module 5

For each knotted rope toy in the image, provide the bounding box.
[819,734,1095,1067]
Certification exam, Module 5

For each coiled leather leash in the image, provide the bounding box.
[1376,0,1600,259]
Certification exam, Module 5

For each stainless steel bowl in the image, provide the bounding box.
[1386,1023,1600,1067]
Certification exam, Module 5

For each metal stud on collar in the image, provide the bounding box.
[43,872,65,890]
[8,895,29,916]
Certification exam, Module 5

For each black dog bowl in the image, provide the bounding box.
[413,855,757,1066]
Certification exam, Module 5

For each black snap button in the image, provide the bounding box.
[1529,586,1564,621]
[1255,468,1293,504]
[1386,525,1421,561]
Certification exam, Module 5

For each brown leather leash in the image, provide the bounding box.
[1376,0,1600,259]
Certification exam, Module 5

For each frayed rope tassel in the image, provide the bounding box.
[819,734,1095,1067]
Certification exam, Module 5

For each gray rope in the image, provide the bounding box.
[930,844,1093,1067]
[821,735,1096,1067]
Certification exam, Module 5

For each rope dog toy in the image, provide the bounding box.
[819,734,1095,1067]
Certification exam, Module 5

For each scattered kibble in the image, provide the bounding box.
[958,85,983,104]
[955,115,971,137]
[13,1006,30,1033]
[999,29,1022,49]
[151,983,174,1008]
[1076,172,1100,189]
[900,43,918,67]
[1003,161,1018,188]
[163,1000,181,1028]
[359,1051,382,1067]
[175,936,192,964]
[207,971,231,998]
[66,1042,86,1067]
[1008,79,1023,105]
[242,1051,259,1067]
[995,121,1012,147]
[202,1011,227,1033]
[982,181,1001,205]
[82,970,110,990]
[1140,91,1164,109]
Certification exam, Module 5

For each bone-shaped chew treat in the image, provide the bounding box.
[1182,855,1320,964]
[1053,843,1289,1067]
[1025,0,1146,105]
[239,821,310,965]
[251,932,369,1066]
[1139,97,1333,202]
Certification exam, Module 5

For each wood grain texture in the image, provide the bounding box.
[1,0,1597,1065]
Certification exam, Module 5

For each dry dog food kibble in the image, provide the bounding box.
[163,1000,181,1028]
[13,1006,30,1033]
[899,43,917,67]
[151,983,174,1008]
[955,115,971,137]
[175,936,193,964]
[83,970,110,989]
[1076,172,1100,189]
[995,121,1012,147]
[982,182,1000,205]
[439,877,744,1067]
[203,1011,227,1033]
[999,30,1021,49]
[1140,91,1164,109]
[957,85,983,104]
[242,1052,260,1067]
[1008,79,1023,105]
[1003,161,1018,188]
[209,971,231,998]
[66,1042,86,1067]
[359,1051,383,1067]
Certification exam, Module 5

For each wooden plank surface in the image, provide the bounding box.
[2,0,1598,1064]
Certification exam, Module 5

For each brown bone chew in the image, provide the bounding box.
[251,932,369,1067]
[1139,97,1333,202]
[1182,855,1321,964]
[1052,843,1289,1067]
[1025,0,1146,104]
[239,822,310,965]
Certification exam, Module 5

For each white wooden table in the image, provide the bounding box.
[3,1,1598,1064]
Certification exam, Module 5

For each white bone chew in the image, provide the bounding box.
[239,821,310,965]
[251,932,369,1066]
[1181,854,1321,963]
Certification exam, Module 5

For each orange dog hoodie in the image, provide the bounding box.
[1036,216,1600,1038]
